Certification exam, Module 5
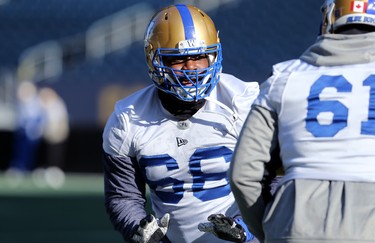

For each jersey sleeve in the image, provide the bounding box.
[233,81,260,122]
[253,59,297,114]
[102,112,147,240]
[217,73,260,135]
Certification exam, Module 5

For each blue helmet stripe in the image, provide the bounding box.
[175,4,195,40]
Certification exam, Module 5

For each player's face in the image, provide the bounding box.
[163,54,209,86]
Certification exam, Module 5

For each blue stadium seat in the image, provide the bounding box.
[0,0,323,127]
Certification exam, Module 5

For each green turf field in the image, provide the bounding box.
[0,172,125,243]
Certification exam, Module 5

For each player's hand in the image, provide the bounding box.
[131,213,170,243]
[198,214,254,242]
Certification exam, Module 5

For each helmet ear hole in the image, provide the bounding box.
[145,43,153,52]
[198,10,205,17]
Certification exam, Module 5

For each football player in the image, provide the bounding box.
[229,0,375,242]
[102,4,260,243]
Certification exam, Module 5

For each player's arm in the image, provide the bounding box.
[103,151,148,241]
[229,105,279,242]
[261,143,283,202]
[103,152,171,243]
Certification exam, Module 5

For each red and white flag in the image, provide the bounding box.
[351,1,368,13]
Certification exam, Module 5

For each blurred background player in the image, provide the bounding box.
[102,4,260,243]
[7,81,45,176]
[229,0,375,242]
[38,86,69,188]
[6,84,69,188]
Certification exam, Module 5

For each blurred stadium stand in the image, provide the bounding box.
[0,0,323,173]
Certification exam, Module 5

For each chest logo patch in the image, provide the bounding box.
[177,120,190,130]
[176,137,188,147]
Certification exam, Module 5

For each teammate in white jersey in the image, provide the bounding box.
[102,4,260,243]
[229,0,375,242]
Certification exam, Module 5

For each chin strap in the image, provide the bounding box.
[204,96,238,121]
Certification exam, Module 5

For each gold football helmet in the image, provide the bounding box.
[321,0,375,34]
[144,4,222,102]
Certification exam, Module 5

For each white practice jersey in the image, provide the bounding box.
[103,73,259,242]
[255,60,375,184]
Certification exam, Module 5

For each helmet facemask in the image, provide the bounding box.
[150,42,222,102]
[321,0,335,34]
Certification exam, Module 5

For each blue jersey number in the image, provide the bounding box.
[139,146,232,204]
[306,75,375,137]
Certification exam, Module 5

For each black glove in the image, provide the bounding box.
[198,214,254,242]
[131,213,170,243]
